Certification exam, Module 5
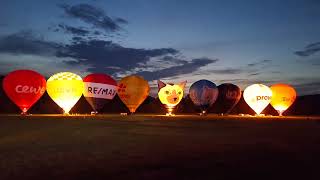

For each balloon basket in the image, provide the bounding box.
[20,108,28,116]
[199,110,207,116]
[166,112,175,116]
[165,106,175,116]
[20,112,28,116]
[91,111,98,115]
[120,113,128,116]
[277,110,284,116]
[63,112,70,116]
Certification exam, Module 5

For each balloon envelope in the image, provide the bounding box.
[118,75,149,113]
[189,80,218,112]
[83,73,117,112]
[270,83,296,115]
[46,72,84,114]
[158,80,186,107]
[2,70,46,113]
[215,83,241,114]
[243,84,272,115]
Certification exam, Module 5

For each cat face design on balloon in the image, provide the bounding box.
[158,80,186,106]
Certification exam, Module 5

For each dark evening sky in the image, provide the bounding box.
[0,0,319,95]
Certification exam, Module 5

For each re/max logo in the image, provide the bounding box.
[87,87,116,96]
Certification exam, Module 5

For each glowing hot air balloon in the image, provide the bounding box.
[215,83,241,114]
[118,75,149,113]
[158,80,186,116]
[83,73,117,114]
[2,70,46,114]
[189,80,218,115]
[270,83,296,116]
[243,84,272,115]
[46,72,84,114]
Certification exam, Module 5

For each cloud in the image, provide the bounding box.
[0,30,211,81]
[56,39,179,74]
[247,59,272,67]
[295,42,320,57]
[192,59,271,77]
[0,31,87,76]
[312,62,320,66]
[210,68,243,74]
[0,30,60,56]
[0,53,89,77]
[59,3,126,32]
[135,55,189,71]
[136,58,218,81]
[249,72,260,76]
[115,17,128,24]
[55,24,90,36]
[293,81,320,95]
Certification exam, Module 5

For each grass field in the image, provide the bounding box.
[1,114,320,180]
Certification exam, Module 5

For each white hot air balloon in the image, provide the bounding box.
[243,84,272,115]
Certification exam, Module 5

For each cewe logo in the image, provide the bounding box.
[256,95,271,101]
[15,85,45,94]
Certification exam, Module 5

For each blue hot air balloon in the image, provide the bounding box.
[189,80,219,115]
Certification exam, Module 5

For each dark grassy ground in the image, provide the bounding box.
[0,114,320,180]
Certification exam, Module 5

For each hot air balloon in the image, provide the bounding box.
[214,83,241,114]
[243,84,272,115]
[158,80,186,116]
[189,80,218,115]
[46,72,84,114]
[270,83,296,116]
[118,75,149,114]
[2,70,46,114]
[83,73,117,114]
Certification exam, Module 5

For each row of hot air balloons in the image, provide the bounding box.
[2,69,297,116]
[2,70,149,115]
[243,83,296,116]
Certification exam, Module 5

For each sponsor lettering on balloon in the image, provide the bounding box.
[226,91,238,100]
[256,96,271,101]
[87,86,116,96]
[51,87,79,93]
[281,97,293,102]
[15,85,45,94]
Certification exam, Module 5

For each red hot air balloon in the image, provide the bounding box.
[215,83,241,114]
[2,70,46,114]
[83,73,118,114]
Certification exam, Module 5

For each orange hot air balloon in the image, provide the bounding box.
[118,75,150,113]
[270,83,296,116]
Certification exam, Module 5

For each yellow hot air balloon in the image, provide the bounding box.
[158,80,186,116]
[118,75,150,113]
[270,83,296,116]
[47,72,84,114]
[243,84,272,115]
